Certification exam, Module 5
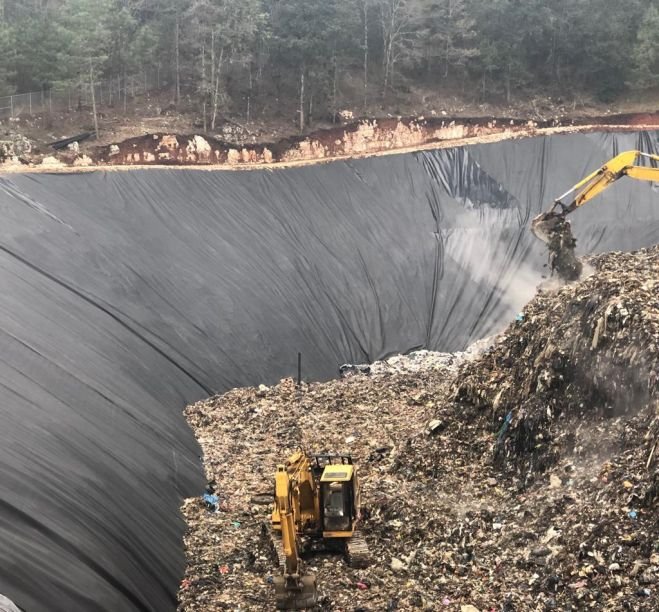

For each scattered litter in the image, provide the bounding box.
[202,493,219,512]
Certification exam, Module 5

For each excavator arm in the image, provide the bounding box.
[273,467,318,610]
[532,150,659,243]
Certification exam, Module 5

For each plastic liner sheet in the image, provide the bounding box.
[0,131,658,611]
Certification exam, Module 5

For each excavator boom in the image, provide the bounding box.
[532,150,659,244]
[531,150,659,280]
[273,466,318,610]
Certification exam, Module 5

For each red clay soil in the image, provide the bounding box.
[92,113,659,167]
[3,112,658,170]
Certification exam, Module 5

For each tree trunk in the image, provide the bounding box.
[332,47,338,123]
[444,0,452,78]
[299,69,305,132]
[175,11,181,105]
[210,30,215,108]
[382,1,396,99]
[89,58,99,139]
[247,62,252,122]
[201,40,206,129]
[363,0,368,110]
[211,47,224,131]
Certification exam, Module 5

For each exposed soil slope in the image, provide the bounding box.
[3,112,659,171]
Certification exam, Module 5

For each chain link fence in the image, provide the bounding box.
[0,72,161,120]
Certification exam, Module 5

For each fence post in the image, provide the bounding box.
[9,95,13,118]
[29,92,32,115]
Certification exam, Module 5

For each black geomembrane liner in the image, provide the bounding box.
[0,130,658,611]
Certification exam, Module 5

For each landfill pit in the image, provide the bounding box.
[180,245,659,611]
[1,130,659,612]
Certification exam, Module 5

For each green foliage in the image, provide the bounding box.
[0,23,16,95]
[12,14,66,91]
[632,4,659,90]
[0,0,657,114]
[59,0,113,71]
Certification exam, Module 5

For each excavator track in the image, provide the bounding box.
[346,531,370,569]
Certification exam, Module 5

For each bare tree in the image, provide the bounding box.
[175,8,181,104]
[378,0,414,98]
[89,57,99,138]
[361,0,369,110]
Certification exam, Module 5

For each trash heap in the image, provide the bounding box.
[179,245,659,611]
[451,246,658,479]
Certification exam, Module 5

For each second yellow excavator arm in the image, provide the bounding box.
[532,150,659,243]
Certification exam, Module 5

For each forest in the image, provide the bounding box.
[0,0,658,129]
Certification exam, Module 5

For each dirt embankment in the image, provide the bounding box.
[179,245,659,611]
[3,112,659,171]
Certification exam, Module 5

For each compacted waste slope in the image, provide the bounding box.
[180,245,659,611]
[0,131,657,611]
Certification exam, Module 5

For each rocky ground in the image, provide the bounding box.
[179,245,659,611]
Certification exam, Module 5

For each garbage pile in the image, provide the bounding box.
[451,246,658,479]
[179,246,659,611]
[343,338,494,378]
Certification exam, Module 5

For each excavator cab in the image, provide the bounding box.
[319,463,357,535]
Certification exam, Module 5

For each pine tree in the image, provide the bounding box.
[632,4,659,90]
[422,0,478,80]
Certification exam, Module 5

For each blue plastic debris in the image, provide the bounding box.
[497,411,514,441]
[203,493,220,511]
[515,312,525,322]
[628,510,638,520]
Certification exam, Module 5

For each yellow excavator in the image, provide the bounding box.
[271,450,369,610]
[532,150,659,279]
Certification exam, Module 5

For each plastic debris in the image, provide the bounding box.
[202,493,219,512]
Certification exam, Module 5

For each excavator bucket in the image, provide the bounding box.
[531,210,564,245]
[274,574,318,610]
[531,211,583,280]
